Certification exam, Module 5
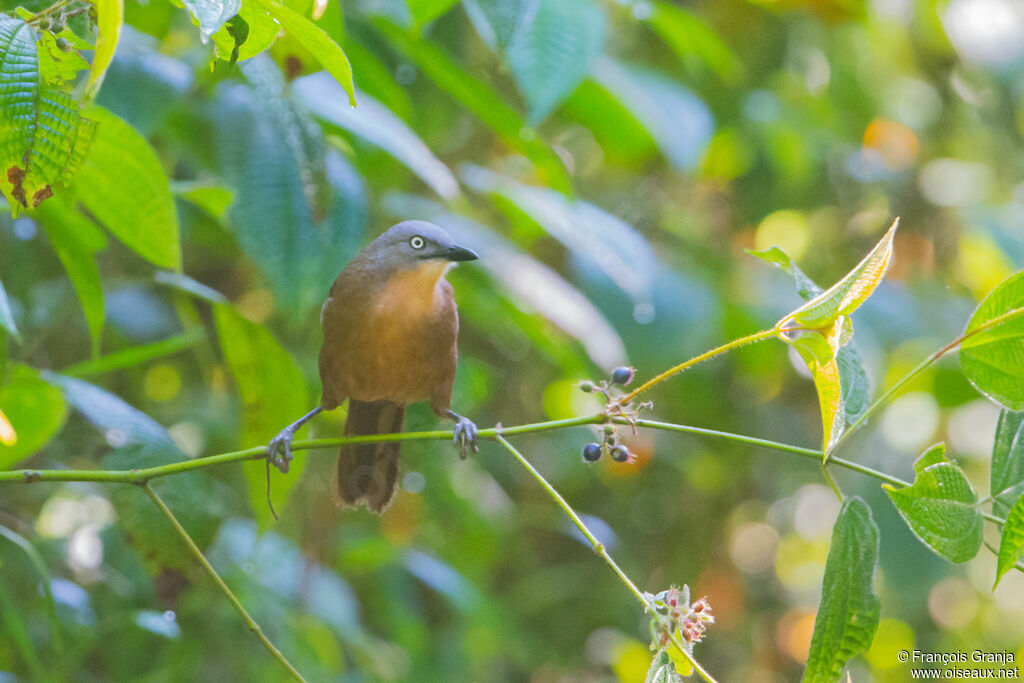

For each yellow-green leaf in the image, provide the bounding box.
[959,270,1024,410]
[0,365,68,469]
[780,219,898,331]
[72,106,181,269]
[85,0,123,99]
[994,490,1024,589]
[788,320,847,457]
[249,0,355,106]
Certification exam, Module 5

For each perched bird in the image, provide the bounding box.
[266,221,479,513]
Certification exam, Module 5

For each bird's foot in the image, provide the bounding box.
[447,411,479,460]
[266,429,296,473]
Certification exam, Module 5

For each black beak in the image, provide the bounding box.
[443,244,479,262]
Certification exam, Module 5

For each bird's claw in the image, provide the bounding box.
[266,429,295,473]
[451,415,479,460]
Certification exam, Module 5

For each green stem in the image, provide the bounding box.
[141,483,305,682]
[620,328,779,404]
[494,435,718,683]
[839,305,1024,448]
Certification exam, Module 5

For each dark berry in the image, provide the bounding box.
[611,366,635,386]
[610,445,630,463]
[582,443,602,462]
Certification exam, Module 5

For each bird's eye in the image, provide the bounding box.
[410,236,425,250]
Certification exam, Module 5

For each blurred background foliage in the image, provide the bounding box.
[1,0,1024,680]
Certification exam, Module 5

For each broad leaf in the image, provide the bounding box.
[294,73,460,199]
[0,365,68,469]
[960,269,1024,410]
[375,20,572,193]
[463,0,538,50]
[749,245,872,423]
[505,0,605,124]
[250,0,356,106]
[211,0,280,63]
[43,372,177,450]
[213,82,366,313]
[991,409,1024,518]
[462,165,655,306]
[213,305,309,525]
[72,106,180,269]
[105,443,220,570]
[884,443,983,563]
[36,200,107,353]
[780,220,898,331]
[0,16,96,215]
[802,497,880,683]
[182,0,242,39]
[994,491,1024,589]
[591,56,714,171]
[646,1,744,84]
[0,278,19,343]
[85,0,123,98]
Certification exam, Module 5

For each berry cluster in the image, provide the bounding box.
[644,585,714,654]
[579,366,640,464]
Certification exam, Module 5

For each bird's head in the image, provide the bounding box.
[366,221,479,268]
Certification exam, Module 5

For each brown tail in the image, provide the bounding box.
[334,400,404,513]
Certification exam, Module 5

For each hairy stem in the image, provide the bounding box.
[141,483,306,682]
[619,327,779,404]
[839,305,1024,448]
[494,435,718,683]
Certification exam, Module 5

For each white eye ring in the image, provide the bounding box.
[410,236,425,249]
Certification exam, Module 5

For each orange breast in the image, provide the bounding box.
[322,261,457,406]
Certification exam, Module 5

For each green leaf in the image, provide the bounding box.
[0,365,68,469]
[35,200,107,353]
[990,409,1024,518]
[0,16,96,215]
[780,219,898,331]
[104,443,220,570]
[36,28,90,86]
[994,490,1024,589]
[407,0,458,26]
[463,0,538,50]
[505,0,605,124]
[60,329,205,378]
[0,278,19,343]
[294,73,460,199]
[171,181,234,220]
[590,56,713,171]
[212,82,366,313]
[748,245,872,423]
[461,165,654,306]
[42,372,178,450]
[182,0,242,39]
[213,304,309,525]
[646,649,684,683]
[211,0,280,63]
[646,1,744,85]
[375,19,572,193]
[72,105,181,270]
[84,0,123,98]
[249,0,356,106]
[802,497,880,683]
[959,269,1024,410]
[883,443,983,563]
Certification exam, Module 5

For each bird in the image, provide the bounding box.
[266,220,479,513]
